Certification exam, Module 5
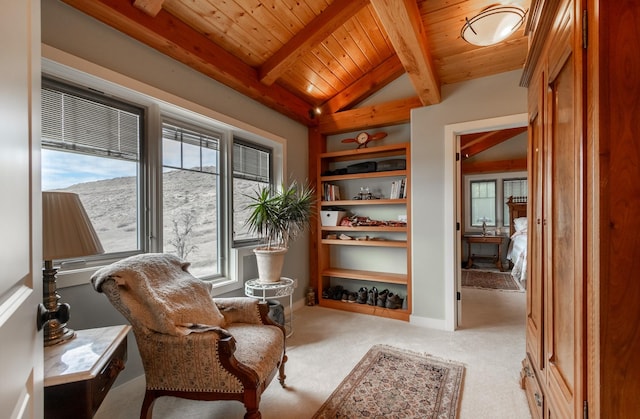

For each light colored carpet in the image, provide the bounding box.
[95,288,531,419]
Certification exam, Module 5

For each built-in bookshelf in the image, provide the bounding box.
[315,143,411,321]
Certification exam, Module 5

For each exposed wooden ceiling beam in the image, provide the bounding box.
[370,0,440,106]
[460,127,528,159]
[259,0,369,86]
[320,55,405,114]
[318,96,422,135]
[462,158,527,174]
[133,0,164,17]
[61,0,315,126]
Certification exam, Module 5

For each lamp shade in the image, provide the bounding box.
[461,5,526,46]
[42,191,104,261]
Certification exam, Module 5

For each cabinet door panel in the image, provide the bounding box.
[527,103,544,372]
[545,48,583,418]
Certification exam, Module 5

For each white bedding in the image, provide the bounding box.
[507,217,528,288]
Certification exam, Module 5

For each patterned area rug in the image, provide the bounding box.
[313,345,464,419]
[461,269,521,291]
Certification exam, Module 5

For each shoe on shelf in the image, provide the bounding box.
[348,292,358,303]
[385,293,403,309]
[332,285,344,300]
[367,287,378,306]
[376,289,389,307]
[357,287,368,304]
[322,287,333,300]
[341,290,350,302]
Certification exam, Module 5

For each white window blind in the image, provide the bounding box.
[41,83,141,160]
[233,140,271,183]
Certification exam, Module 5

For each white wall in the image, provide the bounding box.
[410,70,527,326]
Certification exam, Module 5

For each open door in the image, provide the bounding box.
[0,1,43,418]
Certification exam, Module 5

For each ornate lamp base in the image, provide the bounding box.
[40,261,76,346]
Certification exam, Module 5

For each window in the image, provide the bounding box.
[465,172,528,232]
[41,78,145,258]
[162,121,223,278]
[232,139,272,245]
[41,73,283,289]
[503,178,527,227]
[470,180,496,227]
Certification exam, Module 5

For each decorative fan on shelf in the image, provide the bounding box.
[341,131,388,149]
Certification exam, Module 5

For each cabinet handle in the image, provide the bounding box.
[537,218,541,225]
[534,392,542,407]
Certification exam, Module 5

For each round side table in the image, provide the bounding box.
[244,277,295,338]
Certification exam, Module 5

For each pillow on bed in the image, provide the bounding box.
[513,217,528,233]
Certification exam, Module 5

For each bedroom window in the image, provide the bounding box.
[470,180,497,227]
[232,139,272,246]
[41,78,145,259]
[503,178,528,227]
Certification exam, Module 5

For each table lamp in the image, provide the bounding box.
[40,191,104,346]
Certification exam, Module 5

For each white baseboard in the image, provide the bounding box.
[409,314,451,331]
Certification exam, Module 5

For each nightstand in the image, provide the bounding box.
[44,325,131,419]
[464,234,506,271]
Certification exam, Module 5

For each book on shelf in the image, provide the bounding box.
[389,177,406,199]
[323,183,341,201]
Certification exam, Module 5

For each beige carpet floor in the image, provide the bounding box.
[95,288,531,419]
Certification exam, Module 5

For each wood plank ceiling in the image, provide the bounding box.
[60,0,531,133]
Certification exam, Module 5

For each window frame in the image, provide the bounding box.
[42,56,286,295]
[464,171,527,234]
[469,179,497,228]
[232,137,273,248]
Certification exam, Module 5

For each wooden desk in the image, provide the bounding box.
[44,325,131,419]
[464,235,505,271]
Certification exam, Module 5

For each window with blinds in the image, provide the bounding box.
[41,79,144,256]
[41,75,281,285]
[232,139,272,244]
[161,121,223,277]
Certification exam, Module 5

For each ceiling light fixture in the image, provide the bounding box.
[461,5,526,46]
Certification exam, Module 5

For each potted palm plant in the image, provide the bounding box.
[244,180,314,283]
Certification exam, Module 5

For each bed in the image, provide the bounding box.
[506,196,528,288]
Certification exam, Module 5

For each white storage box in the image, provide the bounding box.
[321,210,347,226]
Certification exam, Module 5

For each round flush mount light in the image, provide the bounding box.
[461,5,527,46]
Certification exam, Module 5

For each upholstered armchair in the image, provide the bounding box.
[91,253,286,419]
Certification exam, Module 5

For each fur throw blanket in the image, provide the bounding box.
[91,253,227,336]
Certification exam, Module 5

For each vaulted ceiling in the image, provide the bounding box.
[61,0,531,133]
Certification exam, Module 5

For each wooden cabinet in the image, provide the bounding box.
[522,1,585,417]
[315,143,411,321]
[44,325,131,419]
[522,0,640,417]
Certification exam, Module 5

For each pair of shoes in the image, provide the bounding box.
[323,285,344,300]
[376,289,389,307]
[356,287,368,304]
[385,293,403,309]
[367,287,378,305]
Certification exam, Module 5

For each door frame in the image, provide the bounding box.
[444,113,528,330]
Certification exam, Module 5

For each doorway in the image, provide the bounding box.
[443,113,528,329]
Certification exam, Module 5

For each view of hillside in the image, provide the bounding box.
[58,169,258,277]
